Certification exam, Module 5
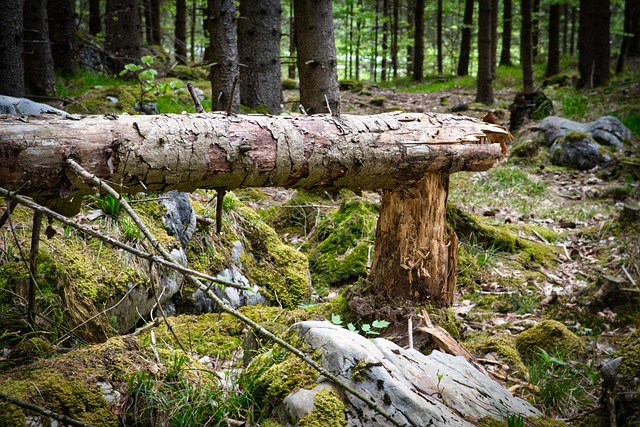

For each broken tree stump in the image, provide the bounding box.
[0,112,510,305]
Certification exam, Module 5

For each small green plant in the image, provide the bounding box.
[330,314,390,337]
[505,413,524,427]
[88,194,121,220]
[119,55,182,108]
[120,216,142,241]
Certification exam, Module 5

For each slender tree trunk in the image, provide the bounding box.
[629,0,640,56]
[175,0,187,64]
[578,0,611,88]
[23,0,56,96]
[106,0,142,72]
[294,0,340,115]
[381,0,389,81]
[413,0,424,81]
[288,0,296,79]
[150,0,161,45]
[238,0,282,114]
[436,0,443,75]
[0,0,25,97]
[407,0,415,75]
[392,0,399,78]
[370,173,458,307]
[347,1,353,79]
[457,0,473,76]
[190,0,196,61]
[476,0,494,104]
[89,0,101,35]
[545,3,561,77]
[532,0,540,58]
[521,0,535,92]
[208,0,240,113]
[500,0,512,66]
[372,0,379,82]
[570,5,576,56]
[142,0,152,44]
[48,0,78,73]
[490,0,498,77]
[562,3,568,55]
[355,0,364,80]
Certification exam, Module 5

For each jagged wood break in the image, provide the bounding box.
[0,112,511,305]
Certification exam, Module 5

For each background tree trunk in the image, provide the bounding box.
[105,0,142,72]
[521,0,535,92]
[0,0,25,97]
[578,0,611,88]
[238,0,283,115]
[532,0,540,58]
[48,0,78,73]
[370,173,457,307]
[208,0,240,113]
[294,0,340,115]
[476,0,494,104]
[406,0,415,76]
[89,0,101,35]
[413,0,424,81]
[500,0,512,66]
[628,0,640,56]
[150,0,162,45]
[23,0,56,96]
[175,0,187,64]
[546,3,561,77]
[381,0,389,81]
[457,0,474,76]
[288,1,296,79]
[436,0,443,75]
[391,0,399,78]
[490,0,498,77]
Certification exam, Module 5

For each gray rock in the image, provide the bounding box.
[549,133,610,170]
[0,95,67,115]
[538,116,630,148]
[289,321,540,427]
[212,264,265,309]
[161,191,197,246]
[282,383,339,425]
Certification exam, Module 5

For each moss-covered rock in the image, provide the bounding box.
[302,193,378,291]
[468,333,527,376]
[515,320,585,362]
[612,330,640,427]
[167,64,208,81]
[66,85,140,114]
[297,388,347,427]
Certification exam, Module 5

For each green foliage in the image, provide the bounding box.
[88,194,121,220]
[330,314,390,337]
[119,55,182,107]
[505,414,524,427]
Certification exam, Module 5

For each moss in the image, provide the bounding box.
[9,337,55,360]
[370,96,385,107]
[264,189,326,237]
[66,85,139,114]
[166,64,208,81]
[471,333,528,375]
[297,388,347,427]
[302,195,378,290]
[515,320,585,363]
[509,138,541,158]
[613,330,640,426]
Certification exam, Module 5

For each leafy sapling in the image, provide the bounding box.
[330,314,390,338]
[120,55,183,112]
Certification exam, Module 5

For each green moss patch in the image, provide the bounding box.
[515,320,585,363]
[613,330,640,426]
[298,388,347,427]
[66,85,139,114]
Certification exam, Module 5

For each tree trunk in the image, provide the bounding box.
[150,0,161,45]
[0,0,25,97]
[499,0,512,66]
[190,0,196,61]
[436,0,443,75]
[578,0,611,88]
[238,0,282,115]
[89,0,101,35]
[562,3,568,55]
[48,0,78,73]
[370,173,457,306]
[23,0,56,96]
[142,0,152,44]
[532,0,540,58]
[475,0,494,104]
[372,0,379,82]
[355,0,364,81]
[490,0,498,77]
[407,0,414,75]
[629,0,640,56]
[381,0,389,82]
[457,0,474,76]
[413,0,424,81]
[208,0,240,113]
[570,5,576,56]
[294,0,340,115]
[546,3,561,77]
[0,112,509,215]
[521,0,535,92]
[175,0,187,64]
[288,0,296,79]
[105,0,142,72]
[391,0,399,79]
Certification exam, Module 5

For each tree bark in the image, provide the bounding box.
[578,0,611,88]
[0,112,509,215]
[150,0,161,45]
[175,0,187,64]
[0,0,25,97]
[457,0,473,76]
[532,0,540,58]
[23,0,56,96]
[490,0,498,77]
[381,0,389,82]
[89,0,101,36]
[413,0,424,81]
[546,3,561,77]
[208,0,240,113]
[288,0,296,79]
[476,0,494,104]
[500,0,512,66]
[294,0,340,115]
[521,0,535,92]
[48,0,78,73]
[436,0,443,75]
[391,0,399,78]
[238,0,283,115]
[105,0,142,72]
[370,172,458,306]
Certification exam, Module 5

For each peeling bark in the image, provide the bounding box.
[0,112,509,215]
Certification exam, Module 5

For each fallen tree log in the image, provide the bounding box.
[0,112,508,215]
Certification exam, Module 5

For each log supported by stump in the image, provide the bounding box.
[0,112,510,306]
